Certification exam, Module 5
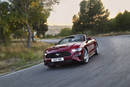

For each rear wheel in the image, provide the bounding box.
[95,44,99,55]
[83,48,89,63]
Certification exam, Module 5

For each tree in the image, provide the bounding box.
[58,28,72,36]
[0,1,11,44]
[72,0,109,34]
[0,0,59,46]
[8,0,59,48]
[108,11,130,32]
[72,14,81,33]
[115,11,130,31]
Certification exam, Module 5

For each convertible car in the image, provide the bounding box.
[43,34,99,67]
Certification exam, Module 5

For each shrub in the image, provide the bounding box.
[58,28,72,36]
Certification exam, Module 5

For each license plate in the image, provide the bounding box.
[51,58,64,62]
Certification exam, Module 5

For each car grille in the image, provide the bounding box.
[46,52,71,58]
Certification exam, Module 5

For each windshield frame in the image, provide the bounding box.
[57,35,85,45]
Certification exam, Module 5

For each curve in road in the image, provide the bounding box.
[0,35,130,87]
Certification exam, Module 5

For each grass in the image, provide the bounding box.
[0,41,52,75]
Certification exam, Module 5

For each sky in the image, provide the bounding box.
[47,0,130,25]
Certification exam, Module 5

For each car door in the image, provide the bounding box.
[86,38,95,55]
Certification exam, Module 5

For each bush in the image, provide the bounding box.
[58,28,72,36]
[44,35,56,38]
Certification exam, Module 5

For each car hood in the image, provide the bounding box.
[46,42,82,53]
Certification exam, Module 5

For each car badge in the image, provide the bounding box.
[56,53,60,56]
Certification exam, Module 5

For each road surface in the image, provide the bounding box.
[0,35,130,87]
[38,39,60,43]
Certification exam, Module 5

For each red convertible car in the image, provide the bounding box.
[44,34,99,67]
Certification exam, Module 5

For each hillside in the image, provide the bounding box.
[46,25,72,35]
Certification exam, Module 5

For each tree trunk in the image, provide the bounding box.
[31,32,35,42]
[26,23,32,48]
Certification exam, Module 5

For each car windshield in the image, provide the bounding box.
[58,36,84,44]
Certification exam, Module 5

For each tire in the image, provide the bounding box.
[83,48,89,63]
[95,44,99,55]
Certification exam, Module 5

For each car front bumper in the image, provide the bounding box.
[44,52,82,66]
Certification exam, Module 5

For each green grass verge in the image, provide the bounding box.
[0,41,52,75]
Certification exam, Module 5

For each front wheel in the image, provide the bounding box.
[83,48,89,63]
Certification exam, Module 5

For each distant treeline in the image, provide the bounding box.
[46,10,130,38]
[72,0,130,35]
[108,11,130,32]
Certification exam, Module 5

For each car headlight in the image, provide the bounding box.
[71,48,82,53]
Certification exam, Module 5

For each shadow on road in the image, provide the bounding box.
[45,54,100,71]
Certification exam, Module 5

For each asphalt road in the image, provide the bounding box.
[38,39,60,43]
[0,35,130,87]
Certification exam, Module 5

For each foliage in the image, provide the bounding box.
[72,0,109,34]
[115,11,130,31]
[0,0,59,47]
[0,2,11,44]
[106,11,130,32]
[58,28,72,36]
